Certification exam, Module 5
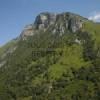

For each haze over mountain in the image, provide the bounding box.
[0,12,100,100]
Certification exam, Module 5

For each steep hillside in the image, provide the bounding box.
[0,12,100,100]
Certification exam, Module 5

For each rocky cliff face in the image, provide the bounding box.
[20,12,87,39]
[34,12,57,30]
[20,24,34,40]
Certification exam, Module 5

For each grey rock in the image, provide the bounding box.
[75,39,81,44]
[34,12,57,30]
[20,12,88,39]
[68,17,83,32]
[20,24,34,40]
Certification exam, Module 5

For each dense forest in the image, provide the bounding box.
[0,12,100,100]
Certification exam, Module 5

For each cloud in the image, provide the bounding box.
[88,12,100,22]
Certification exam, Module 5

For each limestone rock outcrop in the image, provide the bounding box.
[20,12,87,39]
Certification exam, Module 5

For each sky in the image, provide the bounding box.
[0,0,100,46]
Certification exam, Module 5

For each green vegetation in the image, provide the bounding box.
[0,39,18,57]
[0,17,100,100]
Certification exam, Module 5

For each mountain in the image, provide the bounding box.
[20,12,87,39]
[0,12,100,100]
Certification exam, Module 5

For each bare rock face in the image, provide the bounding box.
[34,12,57,30]
[34,12,84,33]
[20,24,34,40]
[68,17,83,32]
[20,12,87,39]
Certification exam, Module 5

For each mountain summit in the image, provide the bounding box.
[0,12,100,100]
[20,12,87,39]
